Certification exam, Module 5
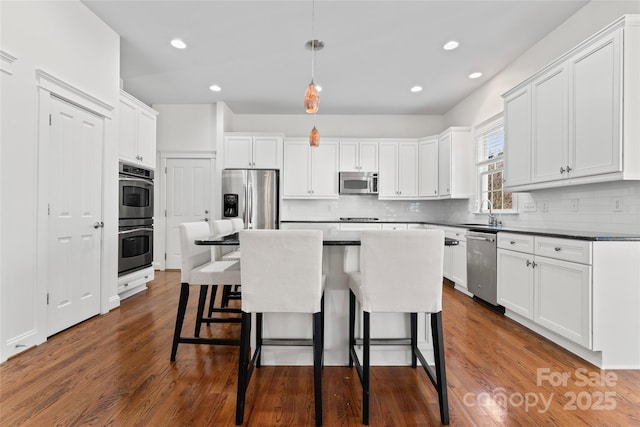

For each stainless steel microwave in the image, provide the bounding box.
[339,172,378,195]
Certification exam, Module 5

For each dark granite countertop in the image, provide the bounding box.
[280,220,640,241]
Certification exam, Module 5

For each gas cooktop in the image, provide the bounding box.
[339,217,380,222]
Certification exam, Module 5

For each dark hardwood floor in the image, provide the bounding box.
[1,271,639,426]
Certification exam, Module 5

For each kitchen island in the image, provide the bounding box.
[196,230,458,366]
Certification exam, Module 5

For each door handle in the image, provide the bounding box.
[93,221,104,229]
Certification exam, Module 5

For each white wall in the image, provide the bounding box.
[154,104,217,152]
[231,114,443,138]
[444,1,640,233]
[0,0,120,362]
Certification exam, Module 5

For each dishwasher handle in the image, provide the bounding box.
[466,235,495,242]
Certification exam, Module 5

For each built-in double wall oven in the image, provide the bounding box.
[118,162,154,276]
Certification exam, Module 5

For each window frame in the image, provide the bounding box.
[473,113,518,215]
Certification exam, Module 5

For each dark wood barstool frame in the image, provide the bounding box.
[348,290,449,425]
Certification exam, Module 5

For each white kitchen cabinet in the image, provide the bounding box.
[497,233,536,319]
[418,137,438,198]
[437,128,473,198]
[378,140,419,199]
[444,228,467,292]
[534,255,592,348]
[531,63,568,184]
[497,232,592,348]
[339,139,378,172]
[504,86,532,188]
[119,90,158,169]
[223,134,282,169]
[381,223,407,230]
[502,16,639,191]
[283,138,338,199]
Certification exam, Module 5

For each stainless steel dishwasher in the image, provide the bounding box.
[466,231,498,306]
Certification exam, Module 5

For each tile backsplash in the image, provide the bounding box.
[283,181,640,234]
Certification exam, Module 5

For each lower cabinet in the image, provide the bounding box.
[534,256,591,348]
[438,227,468,292]
[497,233,592,348]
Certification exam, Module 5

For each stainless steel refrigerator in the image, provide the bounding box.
[221,169,279,229]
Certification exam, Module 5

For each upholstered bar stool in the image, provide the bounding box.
[210,219,241,309]
[235,230,325,426]
[230,218,244,232]
[170,222,242,361]
[347,229,449,425]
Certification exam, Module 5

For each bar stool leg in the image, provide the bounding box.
[363,311,370,426]
[431,312,449,425]
[207,284,219,317]
[236,311,252,426]
[256,313,263,368]
[171,283,189,361]
[410,313,418,368]
[195,285,208,337]
[313,311,323,426]
[348,291,356,368]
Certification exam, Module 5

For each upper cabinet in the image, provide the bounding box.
[283,138,339,199]
[119,90,158,169]
[418,136,439,198]
[339,140,378,172]
[437,127,473,198]
[378,140,419,199]
[503,16,639,191]
[224,134,283,169]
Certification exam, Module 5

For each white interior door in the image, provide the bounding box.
[47,96,103,336]
[165,158,212,269]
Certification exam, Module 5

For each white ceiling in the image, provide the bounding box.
[82,0,588,115]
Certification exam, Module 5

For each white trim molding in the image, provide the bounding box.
[0,50,18,75]
[36,69,114,119]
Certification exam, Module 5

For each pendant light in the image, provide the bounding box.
[304,0,323,147]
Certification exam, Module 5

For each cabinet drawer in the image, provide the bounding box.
[497,232,534,252]
[535,237,591,264]
[444,227,467,242]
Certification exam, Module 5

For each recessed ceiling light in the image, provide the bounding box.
[209,85,221,92]
[170,39,187,49]
[443,40,459,51]
[469,72,483,79]
[410,86,423,93]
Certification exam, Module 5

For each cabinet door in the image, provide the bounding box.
[118,97,138,164]
[359,141,379,172]
[310,141,338,198]
[569,29,622,178]
[283,141,310,197]
[381,223,407,230]
[339,140,359,171]
[437,134,451,195]
[450,241,467,289]
[419,138,438,197]
[378,142,398,198]
[503,86,531,188]
[253,136,281,169]
[136,108,157,168]
[225,136,253,168]
[497,249,534,319]
[531,64,567,183]
[398,142,418,197]
[534,256,592,348]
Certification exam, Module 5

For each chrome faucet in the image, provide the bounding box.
[481,199,501,226]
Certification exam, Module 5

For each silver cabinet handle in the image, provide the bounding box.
[510,241,516,245]
[526,260,532,267]
[554,247,561,251]
[93,221,104,229]
[566,165,572,173]
[203,217,209,222]
[560,166,566,174]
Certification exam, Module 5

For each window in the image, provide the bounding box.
[475,114,515,213]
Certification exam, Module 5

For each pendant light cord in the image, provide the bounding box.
[311,0,316,83]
